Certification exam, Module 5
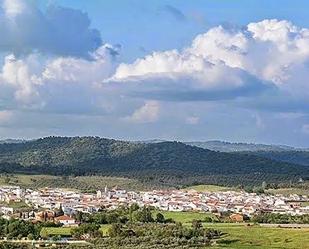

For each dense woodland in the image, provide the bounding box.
[186,141,309,166]
[0,137,308,188]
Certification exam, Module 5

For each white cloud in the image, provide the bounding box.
[186,116,199,125]
[125,101,160,123]
[0,17,309,145]
[3,0,26,18]
[105,19,309,116]
[0,45,118,112]
[0,0,102,57]
[301,124,309,135]
[0,110,13,124]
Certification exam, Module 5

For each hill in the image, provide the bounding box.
[185,140,298,152]
[186,140,309,167]
[0,137,308,187]
[238,151,309,167]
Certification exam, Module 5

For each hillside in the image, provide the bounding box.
[241,151,309,166]
[0,137,308,187]
[186,140,298,152]
[186,140,309,167]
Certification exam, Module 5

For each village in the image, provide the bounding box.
[0,185,308,226]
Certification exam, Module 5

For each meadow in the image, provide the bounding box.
[208,223,309,249]
[158,210,219,223]
[183,184,235,192]
[0,174,147,191]
[41,224,111,237]
[266,187,309,196]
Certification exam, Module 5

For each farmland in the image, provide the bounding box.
[0,174,148,191]
[183,184,235,192]
[208,223,309,249]
[158,210,219,223]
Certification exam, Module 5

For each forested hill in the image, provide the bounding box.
[0,136,308,187]
[185,140,309,167]
[185,140,298,152]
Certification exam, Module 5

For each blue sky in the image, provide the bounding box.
[54,0,309,61]
[1,0,309,147]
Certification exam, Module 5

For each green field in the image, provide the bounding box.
[183,184,235,192]
[39,219,309,248]
[156,212,309,248]
[266,188,309,196]
[40,227,72,237]
[100,224,111,236]
[0,174,148,191]
[41,225,111,237]
[205,223,309,249]
[158,210,219,223]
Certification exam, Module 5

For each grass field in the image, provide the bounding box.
[266,188,309,196]
[40,227,72,237]
[158,210,219,223]
[156,212,309,248]
[205,223,309,249]
[39,219,309,248]
[41,225,111,237]
[100,224,111,236]
[183,184,235,192]
[0,174,148,191]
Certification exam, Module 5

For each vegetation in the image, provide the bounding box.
[0,136,307,188]
[205,223,309,249]
[40,227,72,237]
[245,150,309,166]
[186,140,296,152]
[0,174,148,191]
[0,218,61,240]
[156,211,219,224]
[266,187,309,196]
[183,184,234,192]
[251,213,309,224]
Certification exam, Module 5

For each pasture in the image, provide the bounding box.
[207,223,309,249]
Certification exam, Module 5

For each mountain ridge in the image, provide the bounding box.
[0,136,307,187]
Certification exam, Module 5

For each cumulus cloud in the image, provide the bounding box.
[186,116,199,125]
[0,0,102,57]
[0,44,118,113]
[124,101,160,123]
[1,15,309,144]
[301,124,309,135]
[107,19,309,114]
[0,110,13,124]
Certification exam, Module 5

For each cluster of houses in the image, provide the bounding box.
[0,185,308,226]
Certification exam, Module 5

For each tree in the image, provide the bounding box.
[192,220,203,237]
[156,213,165,223]
[108,223,123,237]
[4,177,10,184]
[133,207,154,223]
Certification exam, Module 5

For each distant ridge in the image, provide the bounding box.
[0,136,307,187]
[0,139,26,144]
[185,140,299,152]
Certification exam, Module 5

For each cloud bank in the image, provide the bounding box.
[0,1,308,145]
[0,0,101,57]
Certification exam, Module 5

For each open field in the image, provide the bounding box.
[40,227,72,237]
[0,174,148,191]
[42,225,111,237]
[266,188,309,196]
[158,210,219,223]
[205,223,309,249]
[38,220,309,248]
[156,213,309,248]
[183,184,235,192]
[100,224,111,236]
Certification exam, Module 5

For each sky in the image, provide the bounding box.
[1,0,309,147]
